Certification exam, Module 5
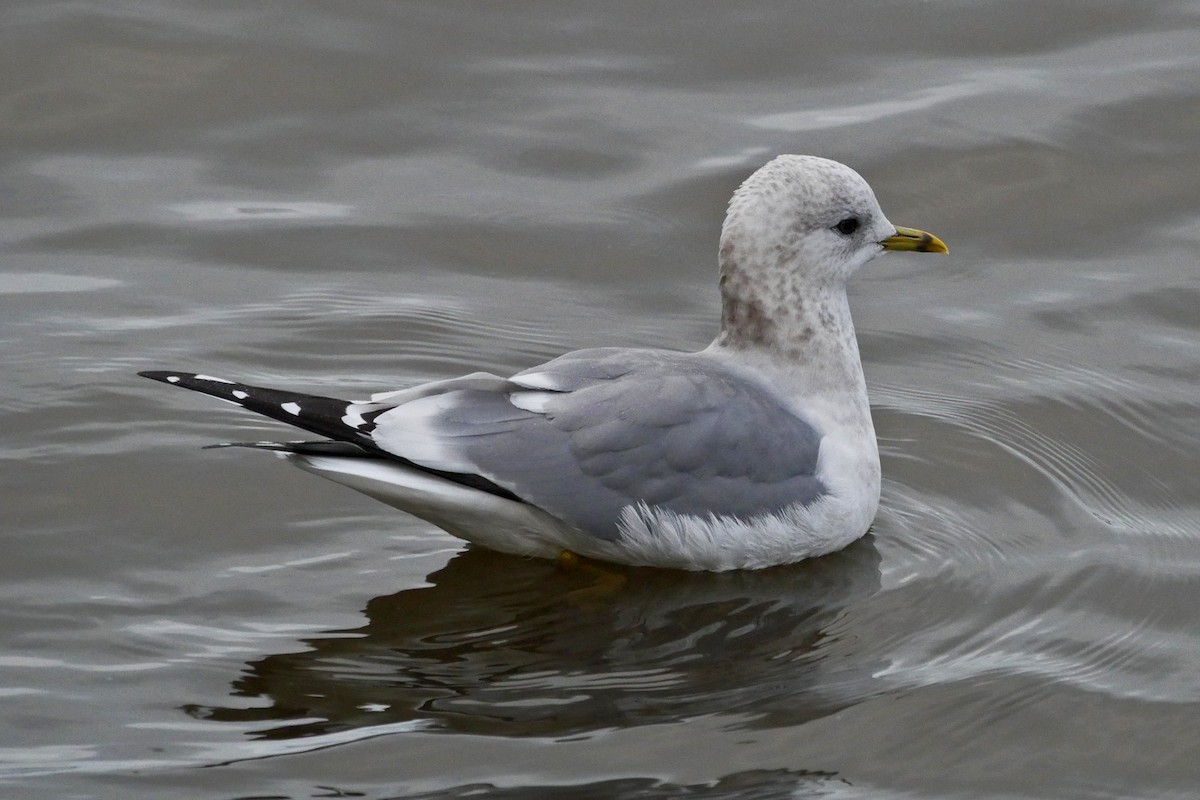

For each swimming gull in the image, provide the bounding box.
[140,155,947,571]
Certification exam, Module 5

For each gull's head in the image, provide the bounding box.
[720,155,947,288]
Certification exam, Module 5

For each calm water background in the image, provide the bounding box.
[3,2,1199,798]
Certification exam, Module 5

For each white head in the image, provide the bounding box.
[725,156,902,283]
[716,155,946,350]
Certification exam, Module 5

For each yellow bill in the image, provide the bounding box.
[881,226,948,254]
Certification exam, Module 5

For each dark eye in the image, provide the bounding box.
[834,217,860,236]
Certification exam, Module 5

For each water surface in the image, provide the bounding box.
[3,3,1200,798]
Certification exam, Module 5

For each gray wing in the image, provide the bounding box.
[370,349,826,541]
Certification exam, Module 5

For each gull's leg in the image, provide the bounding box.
[556,549,628,605]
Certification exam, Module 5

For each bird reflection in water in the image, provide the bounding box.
[187,536,884,741]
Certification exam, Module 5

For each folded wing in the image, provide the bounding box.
[140,350,827,543]
[370,348,827,540]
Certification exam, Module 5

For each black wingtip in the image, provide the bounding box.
[137,370,383,450]
[203,440,374,456]
[139,370,188,384]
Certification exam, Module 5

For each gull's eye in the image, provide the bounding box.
[834,217,860,236]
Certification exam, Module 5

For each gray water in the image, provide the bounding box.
[3,3,1200,798]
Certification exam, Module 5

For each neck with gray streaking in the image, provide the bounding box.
[711,241,866,399]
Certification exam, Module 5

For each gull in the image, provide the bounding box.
[140,155,946,571]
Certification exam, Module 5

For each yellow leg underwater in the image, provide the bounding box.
[555,549,628,605]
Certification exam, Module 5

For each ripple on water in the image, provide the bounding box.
[863,321,1200,744]
[169,201,356,222]
[0,272,122,294]
[871,555,1200,708]
[220,284,604,379]
[873,331,1200,549]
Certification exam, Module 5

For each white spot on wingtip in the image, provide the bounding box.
[166,376,181,383]
[281,402,301,415]
[342,406,368,429]
[232,390,249,400]
[194,374,234,384]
